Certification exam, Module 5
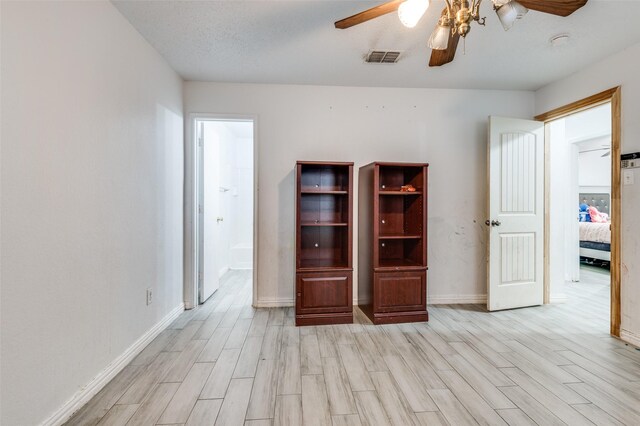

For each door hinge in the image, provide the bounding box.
[198,272,203,282]
[198,137,203,147]
[198,204,203,214]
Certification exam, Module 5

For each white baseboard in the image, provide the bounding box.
[254,294,487,308]
[41,303,184,426]
[253,294,488,309]
[230,265,252,270]
[254,298,294,308]
[427,294,487,304]
[620,329,640,349]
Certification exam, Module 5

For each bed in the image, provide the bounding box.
[579,192,611,262]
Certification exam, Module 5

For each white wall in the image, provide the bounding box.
[231,134,254,269]
[549,120,571,297]
[567,104,612,195]
[0,2,184,425]
[185,82,534,306]
[579,148,611,192]
[536,40,640,345]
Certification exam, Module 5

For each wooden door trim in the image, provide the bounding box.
[535,86,621,337]
[534,88,619,122]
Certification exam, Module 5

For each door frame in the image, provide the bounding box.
[184,113,259,310]
[534,86,621,337]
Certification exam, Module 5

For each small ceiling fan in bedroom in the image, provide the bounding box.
[334,0,588,67]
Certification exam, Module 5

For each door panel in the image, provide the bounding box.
[296,272,352,314]
[374,271,426,313]
[200,122,220,303]
[488,117,544,311]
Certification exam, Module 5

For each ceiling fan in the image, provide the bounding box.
[334,0,588,67]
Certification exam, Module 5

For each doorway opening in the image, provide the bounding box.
[190,116,256,307]
[547,103,612,331]
[536,87,621,337]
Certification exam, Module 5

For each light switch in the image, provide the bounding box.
[624,169,634,185]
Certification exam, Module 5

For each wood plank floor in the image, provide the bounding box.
[66,267,640,426]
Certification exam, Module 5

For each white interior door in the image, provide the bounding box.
[199,122,220,303]
[487,116,545,311]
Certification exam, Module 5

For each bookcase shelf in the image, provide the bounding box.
[301,222,349,227]
[295,161,353,326]
[301,190,348,195]
[378,191,423,196]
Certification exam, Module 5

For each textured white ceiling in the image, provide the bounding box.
[113,1,640,90]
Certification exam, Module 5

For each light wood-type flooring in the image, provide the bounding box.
[66,266,640,425]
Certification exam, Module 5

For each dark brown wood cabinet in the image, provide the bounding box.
[358,162,428,324]
[296,162,353,326]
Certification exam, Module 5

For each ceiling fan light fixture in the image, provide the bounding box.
[496,3,517,31]
[398,0,430,28]
[495,0,528,31]
[428,22,451,50]
[512,1,528,18]
[334,0,589,67]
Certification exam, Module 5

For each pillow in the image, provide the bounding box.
[588,206,607,223]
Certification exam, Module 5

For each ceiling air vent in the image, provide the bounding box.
[366,50,401,64]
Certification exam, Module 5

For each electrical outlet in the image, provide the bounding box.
[624,169,635,186]
[146,288,153,305]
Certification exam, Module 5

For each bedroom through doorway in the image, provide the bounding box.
[547,103,612,329]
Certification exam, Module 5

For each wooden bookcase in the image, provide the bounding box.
[358,162,428,324]
[295,161,354,326]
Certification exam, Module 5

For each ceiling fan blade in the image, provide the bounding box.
[517,0,588,17]
[429,31,460,67]
[334,0,404,29]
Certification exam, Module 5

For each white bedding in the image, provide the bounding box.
[579,222,611,244]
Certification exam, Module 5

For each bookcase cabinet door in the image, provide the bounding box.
[296,271,352,315]
[374,271,426,313]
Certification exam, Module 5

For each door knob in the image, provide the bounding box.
[491,220,501,227]
[217,217,224,223]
